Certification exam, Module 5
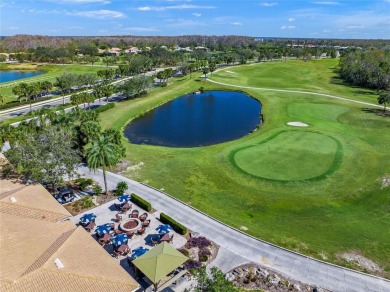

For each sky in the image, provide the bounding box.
[1,0,389,39]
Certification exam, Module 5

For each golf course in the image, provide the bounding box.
[93,59,389,277]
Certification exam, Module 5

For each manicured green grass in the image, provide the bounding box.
[212,59,378,103]
[232,131,340,181]
[0,63,104,104]
[98,62,390,277]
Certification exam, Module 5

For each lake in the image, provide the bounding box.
[0,70,45,83]
[124,90,262,147]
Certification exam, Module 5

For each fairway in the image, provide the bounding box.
[98,60,390,278]
[232,131,340,181]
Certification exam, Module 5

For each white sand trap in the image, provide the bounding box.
[287,121,309,127]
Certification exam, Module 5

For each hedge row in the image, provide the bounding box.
[93,102,115,113]
[131,193,152,212]
[160,212,187,235]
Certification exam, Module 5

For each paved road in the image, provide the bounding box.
[77,165,390,292]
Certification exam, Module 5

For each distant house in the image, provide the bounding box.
[124,47,142,54]
[174,46,193,52]
[195,46,208,52]
[0,154,139,292]
[99,48,122,56]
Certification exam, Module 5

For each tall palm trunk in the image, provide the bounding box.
[102,165,108,195]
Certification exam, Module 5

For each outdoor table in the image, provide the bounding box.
[160,233,170,242]
[100,233,111,241]
[85,221,96,232]
[121,202,131,212]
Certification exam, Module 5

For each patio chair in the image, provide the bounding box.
[139,212,148,222]
[121,203,132,213]
[114,202,121,211]
[115,229,123,234]
[131,209,139,218]
[151,237,160,246]
[115,213,123,223]
[137,227,145,235]
[84,222,96,233]
[169,234,174,243]
[112,250,120,259]
[142,219,151,228]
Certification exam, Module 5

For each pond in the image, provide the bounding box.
[0,70,45,83]
[124,90,262,147]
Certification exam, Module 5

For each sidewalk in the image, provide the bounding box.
[77,165,390,292]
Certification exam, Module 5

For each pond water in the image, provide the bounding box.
[124,90,262,147]
[0,70,45,83]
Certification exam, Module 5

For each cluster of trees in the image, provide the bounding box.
[12,80,53,108]
[1,107,125,193]
[339,49,390,90]
[118,76,153,99]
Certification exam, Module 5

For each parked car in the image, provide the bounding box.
[57,186,73,196]
[54,193,75,204]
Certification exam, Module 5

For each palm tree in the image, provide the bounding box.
[0,94,4,105]
[85,135,120,194]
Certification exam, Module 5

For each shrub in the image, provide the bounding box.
[160,212,187,235]
[93,184,102,195]
[198,248,211,257]
[183,260,202,271]
[199,86,204,92]
[178,248,189,257]
[76,178,94,189]
[131,193,152,212]
[93,102,115,113]
[199,255,208,262]
[116,181,128,196]
[75,196,94,209]
[186,237,211,249]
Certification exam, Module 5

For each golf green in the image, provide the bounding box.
[232,131,341,181]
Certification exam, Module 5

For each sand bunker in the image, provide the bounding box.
[287,121,309,127]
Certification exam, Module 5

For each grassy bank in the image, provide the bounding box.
[98,61,390,277]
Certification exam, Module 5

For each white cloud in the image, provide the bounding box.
[165,19,206,27]
[53,0,110,4]
[281,25,296,30]
[231,22,243,25]
[288,17,295,22]
[323,29,331,33]
[260,2,278,7]
[192,12,202,17]
[8,26,19,30]
[138,4,215,11]
[71,9,125,19]
[123,27,159,32]
[312,1,339,5]
[68,26,84,29]
[346,25,365,29]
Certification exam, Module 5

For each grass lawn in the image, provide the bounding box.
[0,63,105,104]
[212,59,379,103]
[98,60,390,278]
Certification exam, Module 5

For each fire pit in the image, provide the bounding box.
[120,218,141,232]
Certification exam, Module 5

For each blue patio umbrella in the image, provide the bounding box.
[95,223,114,237]
[112,233,129,247]
[156,224,172,235]
[80,213,96,224]
[130,246,149,260]
[118,194,131,203]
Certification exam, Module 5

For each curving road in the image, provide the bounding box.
[78,165,390,292]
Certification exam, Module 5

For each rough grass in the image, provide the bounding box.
[98,63,390,277]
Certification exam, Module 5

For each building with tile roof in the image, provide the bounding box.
[0,154,139,292]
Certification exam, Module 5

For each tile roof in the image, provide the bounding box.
[0,154,139,291]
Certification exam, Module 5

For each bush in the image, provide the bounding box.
[76,178,94,189]
[199,86,204,92]
[198,248,211,257]
[131,193,152,211]
[75,196,94,209]
[116,181,128,196]
[93,184,102,195]
[93,102,115,113]
[160,212,187,235]
[178,248,189,257]
[183,260,202,271]
[186,237,211,249]
[199,255,208,262]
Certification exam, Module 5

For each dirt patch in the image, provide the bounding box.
[109,160,131,174]
[338,251,383,273]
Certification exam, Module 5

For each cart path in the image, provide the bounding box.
[78,165,390,292]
